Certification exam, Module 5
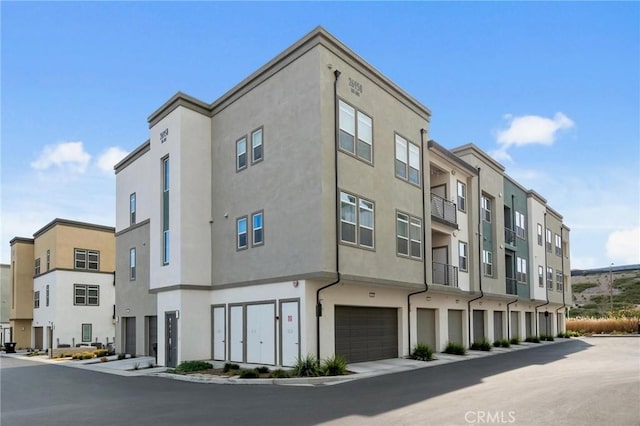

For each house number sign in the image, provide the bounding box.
[160,128,169,144]
[349,77,363,97]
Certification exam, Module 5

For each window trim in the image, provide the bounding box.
[396,210,422,260]
[236,216,249,251]
[130,192,137,225]
[251,127,264,165]
[236,136,248,172]
[394,133,421,187]
[338,99,374,165]
[46,285,49,307]
[481,196,492,223]
[537,223,543,246]
[459,241,468,272]
[556,270,564,291]
[457,181,466,212]
[74,249,100,271]
[46,250,50,271]
[515,211,526,239]
[538,265,544,287]
[251,210,264,247]
[130,247,136,281]
[81,323,92,343]
[483,249,493,277]
[34,258,41,276]
[547,267,554,289]
[339,190,375,250]
[74,284,100,306]
[555,234,562,256]
[162,155,170,266]
[516,257,528,283]
[546,229,552,252]
[34,290,40,308]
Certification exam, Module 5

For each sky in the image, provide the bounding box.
[1,2,639,269]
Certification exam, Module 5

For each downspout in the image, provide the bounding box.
[316,69,342,360]
[407,129,429,355]
[555,227,566,332]
[534,212,550,336]
[468,167,484,346]
[506,297,518,339]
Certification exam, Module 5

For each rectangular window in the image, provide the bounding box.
[457,181,466,212]
[237,217,248,250]
[74,249,99,271]
[483,250,493,276]
[546,229,552,252]
[517,257,528,283]
[82,324,92,343]
[236,137,247,171]
[537,224,543,246]
[251,128,263,164]
[408,143,420,185]
[74,284,99,306]
[34,291,40,308]
[396,212,409,256]
[396,212,421,259]
[459,241,468,272]
[340,191,374,249]
[547,267,554,289]
[481,196,492,222]
[34,258,41,275]
[556,270,564,291]
[162,156,170,265]
[555,234,562,256]
[46,285,49,307]
[515,211,526,239]
[130,248,136,281]
[130,193,137,225]
[338,100,373,163]
[252,211,264,246]
[395,134,420,185]
[409,217,422,258]
[538,265,544,287]
[46,250,50,271]
[395,134,407,180]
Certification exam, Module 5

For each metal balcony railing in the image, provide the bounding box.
[504,228,516,247]
[432,262,458,287]
[430,193,457,226]
[506,277,518,295]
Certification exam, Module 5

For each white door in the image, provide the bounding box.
[212,306,226,361]
[229,305,244,362]
[281,301,300,367]
[246,303,275,365]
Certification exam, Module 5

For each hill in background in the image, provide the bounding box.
[570,265,640,317]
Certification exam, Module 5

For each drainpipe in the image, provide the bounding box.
[534,212,550,336]
[316,69,342,360]
[555,227,566,332]
[407,129,429,355]
[468,167,484,346]
[506,297,518,339]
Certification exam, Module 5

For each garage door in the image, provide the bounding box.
[335,306,398,363]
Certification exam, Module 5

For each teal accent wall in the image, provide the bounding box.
[504,179,530,298]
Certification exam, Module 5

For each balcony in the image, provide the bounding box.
[504,227,516,248]
[432,262,458,287]
[431,193,457,227]
[506,277,517,295]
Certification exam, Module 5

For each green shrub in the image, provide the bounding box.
[493,339,510,348]
[223,363,240,373]
[175,360,213,373]
[410,343,434,361]
[470,339,492,351]
[293,354,320,377]
[117,353,126,360]
[95,349,108,357]
[509,337,521,345]
[238,369,259,378]
[255,366,270,374]
[444,342,467,355]
[539,334,555,341]
[320,354,348,376]
[269,369,291,378]
[525,336,541,343]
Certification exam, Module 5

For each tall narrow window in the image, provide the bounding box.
[87,250,99,271]
[409,217,422,258]
[338,100,373,162]
[359,199,374,248]
[46,250,50,271]
[130,193,137,225]
[236,137,247,171]
[481,196,492,222]
[251,128,263,164]
[395,134,408,180]
[340,192,357,244]
[459,241,468,272]
[546,229,552,252]
[537,224,543,246]
[340,191,374,248]
[483,250,493,276]
[82,324,92,342]
[356,111,373,162]
[339,101,355,153]
[515,212,526,239]
[538,265,544,287]
[252,211,264,246]
[130,248,136,281]
[162,157,170,265]
[517,257,527,282]
[34,258,41,275]
[408,143,420,185]
[547,267,554,289]
[46,285,49,306]
[395,134,420,185]
[34,291,40,308]
[457,181,466,212]
[555,234,562,256]
[396,213,409,256]
[556,270,563,291]
[237,217,248,250]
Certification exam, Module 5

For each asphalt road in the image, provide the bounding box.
[2,337,639,426]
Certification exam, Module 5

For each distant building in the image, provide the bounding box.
[9,219,115,350]
[1,264,10,345]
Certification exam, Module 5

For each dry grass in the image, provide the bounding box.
[567,317,639,334]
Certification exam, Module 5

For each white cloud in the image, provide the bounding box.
[97,147,129,175]
[30,141,91,174]
[488,148,512,163]
[496,112,574,147]
[606,228,640,265]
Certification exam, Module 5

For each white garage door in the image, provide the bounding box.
[246,303,275,365]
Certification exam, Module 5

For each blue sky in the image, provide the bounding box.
[1,2,638,268]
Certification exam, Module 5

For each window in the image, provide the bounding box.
[252,211,264,246]
[457,181,466,212]
[34,258,40,275]
[395,134,420,185]
[459,241,468,272]
[34,291,40,308]
[46,250,50,271]
[74,284,99,306]
[483,250,493,276]
[340,191,374,248]
[46,285,49,307]
[130,193,137,225]
[82,324,92,342]
[556,270,564,291]
[236,137,247,171]
[396,212,421,259]
[251,128,263,164]
[75,249,100,271]
[162,156,170,265]
[515,211,526,239]
[537,224,543,246]
[538,266,544,287]
[481,196,492,222]
[237,217,248,250]
[130,248,136,281]
[547,267,553,289]
[517,257,527,283]
[546,229,552,252]
[555,234,562,256]
[339,100,373,162]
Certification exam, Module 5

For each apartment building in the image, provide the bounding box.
[9,219,115,350]
[115,26,571,367]
[1,264,10,345]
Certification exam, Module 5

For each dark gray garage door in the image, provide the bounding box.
[335,306,398,363]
